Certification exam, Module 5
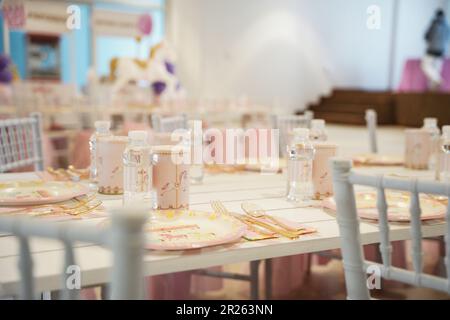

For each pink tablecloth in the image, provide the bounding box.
[398,58,450,92]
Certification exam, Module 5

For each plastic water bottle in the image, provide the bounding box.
[89,121,112,184]
[440,125,450,182]
[422,118,440,170]
[188,120,204,184]
[310,119,327,141]
[123,131,154,208]
[287,128,316,202]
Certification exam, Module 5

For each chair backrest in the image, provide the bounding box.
[151,114,188,133]
[304,110,314,124]
[331,158,450,300]
[0,207,147,300]
[271,114,310,157]
[365,109,378,154]
[0,113,44,173]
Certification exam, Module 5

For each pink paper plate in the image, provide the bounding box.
[322,191,446,222]
[0,180,90,206]
[122,210,246,250]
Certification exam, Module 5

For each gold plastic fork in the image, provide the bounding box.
[210,201,274,236]
[35,196,102,217]
[1,195,96,214]
[47,167,80,181]
[211,200,299,239]
[64,197,103,216]
[241,202,300,233]
[2,195,101,217]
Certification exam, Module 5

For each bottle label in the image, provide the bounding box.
[124,149,152,193]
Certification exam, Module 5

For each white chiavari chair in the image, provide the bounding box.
[271,114,310,157]
[331,158,450,299]
[0,113,44,173]
[365,109,378,154]
[151,114,188,133]
[0,207,147,300]
[304,110,314,124]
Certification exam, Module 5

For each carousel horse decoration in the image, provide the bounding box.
[109,40,182,101]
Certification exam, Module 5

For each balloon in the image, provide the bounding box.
[0,55,10,71]
[0,70,13,83]
[152,81,166,96]
[138,14,153,36]
[165,61,175,75]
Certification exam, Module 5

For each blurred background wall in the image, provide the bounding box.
[1,0,448,113]
[167,0,449,112]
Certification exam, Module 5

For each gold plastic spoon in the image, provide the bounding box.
[241,202,300,233]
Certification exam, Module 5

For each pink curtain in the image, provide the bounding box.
[398,58,450,92]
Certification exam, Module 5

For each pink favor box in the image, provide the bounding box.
[97,136,128,195]
[404,129,432,170]
[312,143,337,200]
[152,145,190,210]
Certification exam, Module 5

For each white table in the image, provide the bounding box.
[0,168,446,296]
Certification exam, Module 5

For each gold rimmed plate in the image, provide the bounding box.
[145,210,247,250]
[0,180,90,206]
[99,209,247,251]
